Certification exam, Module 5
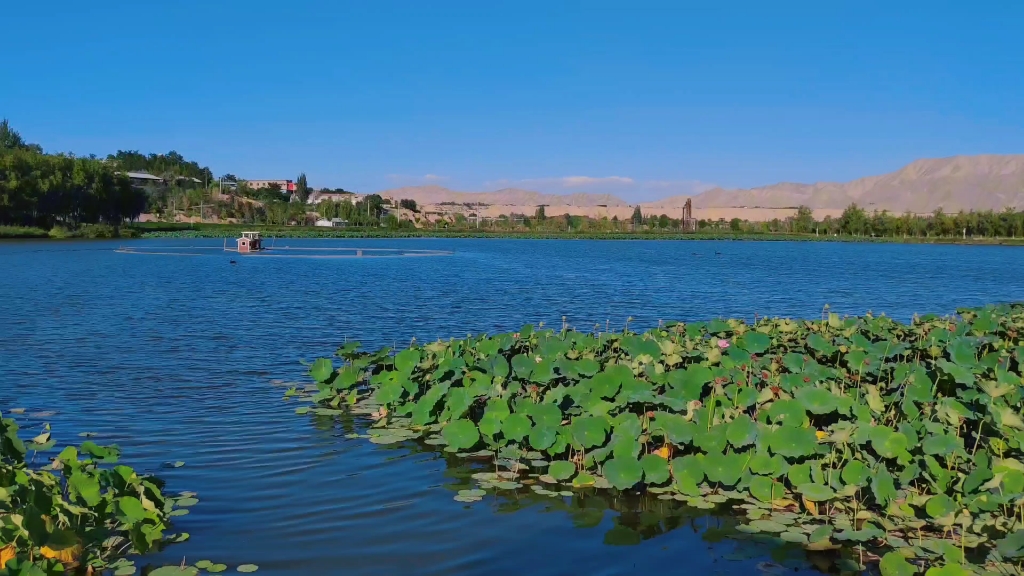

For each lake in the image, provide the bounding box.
[2,238,1023,575]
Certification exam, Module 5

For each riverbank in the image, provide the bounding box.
[6,222,1024,245]
[136,223,1024,245]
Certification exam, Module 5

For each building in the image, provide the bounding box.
[246,179,296,193]
[122,172,165,187]
[309,191,364,205]
[314,218,348,228]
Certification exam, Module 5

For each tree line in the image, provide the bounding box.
[0,120,147,228]
[726,204,1024,238]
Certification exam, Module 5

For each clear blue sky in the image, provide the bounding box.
[4,1,1023,201]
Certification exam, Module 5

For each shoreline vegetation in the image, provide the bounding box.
[291,303,1024,574]
[6,119,1024,247]
[4,223,1024,246]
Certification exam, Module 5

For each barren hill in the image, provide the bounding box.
[662,155,1024,213]
[376,155,1024,218]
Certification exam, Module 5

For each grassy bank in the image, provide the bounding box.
[130,222,1024,245]
[0,224,138,240]
[292,303,1024,574]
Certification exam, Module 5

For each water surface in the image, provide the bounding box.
[2,238,1023,575]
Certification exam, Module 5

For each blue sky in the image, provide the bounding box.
[4,1,1023,201]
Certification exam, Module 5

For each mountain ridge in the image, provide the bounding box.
[377,155,1024,213]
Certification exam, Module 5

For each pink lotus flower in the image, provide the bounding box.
[717,339,730,349]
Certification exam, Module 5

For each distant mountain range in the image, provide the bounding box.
[379,155,1024,213]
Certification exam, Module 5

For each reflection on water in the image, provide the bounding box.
[302,409,849,574]
[3,238,1024,574]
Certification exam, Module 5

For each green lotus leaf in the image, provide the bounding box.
[395,349,421,372]
[548,460,576,481]
[442,419,480,451]
[748,452,783,475]
[527,402,563,428]
[640,454,670,484]
[794,387,839,414]
[703,451,746,486]
[806,333,836,355]
[511,354,534,378]
[650,412,695,445]
[766,399,808,427]
[796,483,835,502]
[935,359,975,385]
[879,551,916,576]
[768,426,816,458]
[671,455,704,486]
[603,456,644,490]
[501,413,532,441]
[666,365,712,401]
[841,461,871,486]
[925,494,957,519]
[922,433,962,457]
[735,387,759,408]
[747,519,787,533]
[749,476,784,503]
[996,529,1024,558]
[737,332,770,354]
[787,463,811,487]
[571,416,609,448]
[575,358,600,376]
[693,424,729,454]
[529,425,557,450]
[310,358,334,383]
[725,414,757,448]
[947,338,978,367]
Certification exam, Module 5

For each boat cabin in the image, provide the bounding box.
[236,231,263,253]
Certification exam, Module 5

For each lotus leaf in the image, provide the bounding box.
[309,358,333,383]
[725,415,757,448]
[796,483,835,502]
[501,413,532,441]
[766,399,808,427]
[737,332,770,354]
[921,433,961,457]
[603,456,644,490]
[925,494,956,519]
[671,454,704,487]
[640,454,670,484]
[650,412,694,445]
[749,476,783,503]
[511,354,534,378]
[571,416,608,448]
[666,365,712,401]
[395,349,420,372]
[879,551,916,576]
[768,426,816,458]
[526,402,563,428]
[871,464,896,505]
[442,419,480,451]
[548,460,576,481]
[529,425,557,450]
[841,461,871,486]
[702,451,746,486]
[795,387,839,414]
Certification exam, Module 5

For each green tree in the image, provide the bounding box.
[792,205,815,233]
[535,205,547,220]
[838,203,868,235]
[729,218,742,231]
[399,199,418,212]
[296,173,310,203]
[631,206,643,225]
